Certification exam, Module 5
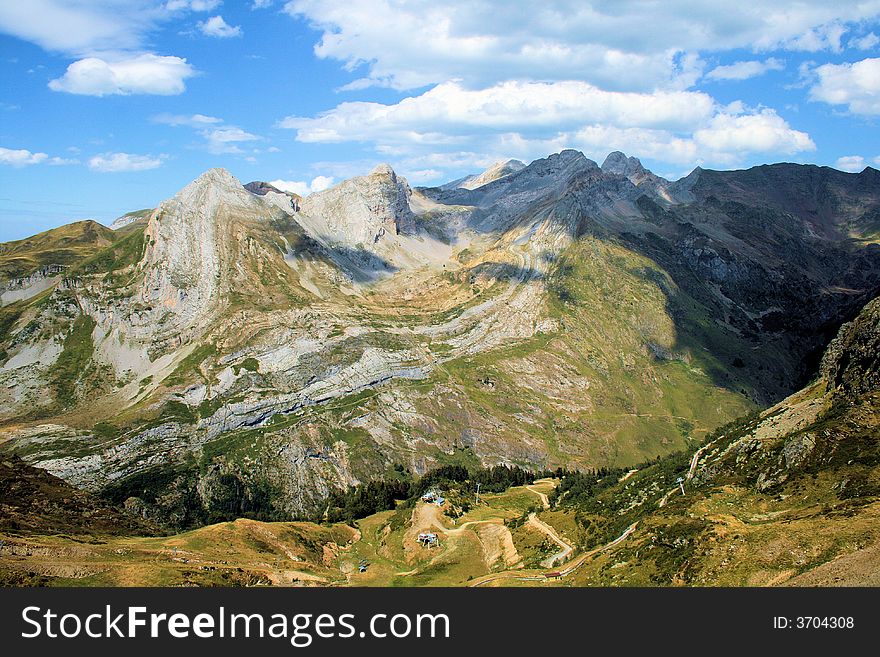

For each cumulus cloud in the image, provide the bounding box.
[835,155,866,171]
[280,80,718,142]
[705,58,785,81]
[269,176,334,196]
[88,152,164,172]
[0,147,48,167]
[0,147,76,167]
[278,80,814,171]
[809,57,880,115]
[692,110,815,155]
[48,53,195,96]
[284,1,880,91]
[198,15,242,38]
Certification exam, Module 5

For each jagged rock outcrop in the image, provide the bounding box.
[601,151,675,201]
[821,296,880,397]
[109,209,152,231]
[0,264,65,306]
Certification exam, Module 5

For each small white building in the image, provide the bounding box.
[421,489,442,503]
[417,532,438,546]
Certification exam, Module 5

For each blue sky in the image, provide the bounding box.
[1,1,879,241]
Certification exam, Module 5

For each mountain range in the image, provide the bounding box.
[1,150,878,534]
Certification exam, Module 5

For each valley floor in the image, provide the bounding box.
[3,474,877,587]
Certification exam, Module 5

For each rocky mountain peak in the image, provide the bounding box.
[458,159,527,190]
[298,163,417,252]
[601,151,645,176]
[135,168,288,338]
[369,163,397,178]
[516,149,597,182]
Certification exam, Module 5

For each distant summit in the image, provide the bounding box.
[441,159,526,191]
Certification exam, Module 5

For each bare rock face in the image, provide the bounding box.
[109,209,152,231]
[0,265,65,306]
[821,296,880,397]
[300,164,416,245]
[137,168,287,340]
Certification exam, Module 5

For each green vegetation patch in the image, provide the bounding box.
[48,314,97,407]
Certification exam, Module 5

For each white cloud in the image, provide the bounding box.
[198,15,242,38]
[153,113,263,154]
[280,80,718,142]
[278,79,814,171]
[705,58,785,81]
[0,1,157,55]
[284,1,880,91]
[0,147,48,167]
[165,0,222,11]
[202,127,259,154]
[49,54,195,96]
[252,0,273,8]
[0,147,77,167]
[269,175,335,196]
[88,152,164,172]
[835,155,866,171]
[692,110,815,155]
[809,57,880,115]
[152,112,222,126]
[849,32,880,50]
[785,22,847,52]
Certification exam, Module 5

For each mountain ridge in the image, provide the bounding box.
[0,149,878,529]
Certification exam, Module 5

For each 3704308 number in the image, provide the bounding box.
[796,617,854,629]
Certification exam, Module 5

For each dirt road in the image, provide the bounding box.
[469,522,638,587]
[527,513,573,568]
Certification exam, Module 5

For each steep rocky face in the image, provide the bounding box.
[109,209,152,231]
[244,181,302,211]
[672,163,880,240]
[0,264,66,307]
[135,168,295,343]
[821,296,880,397]
[300,163,416,240]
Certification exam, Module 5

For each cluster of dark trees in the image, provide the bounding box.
[322,479,411,524]
[320,463,539,524]
[547,466,625,508]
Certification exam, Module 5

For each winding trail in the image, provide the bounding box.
[525,484,550,509]
[528,514,573,568]
[469,522,638,587]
